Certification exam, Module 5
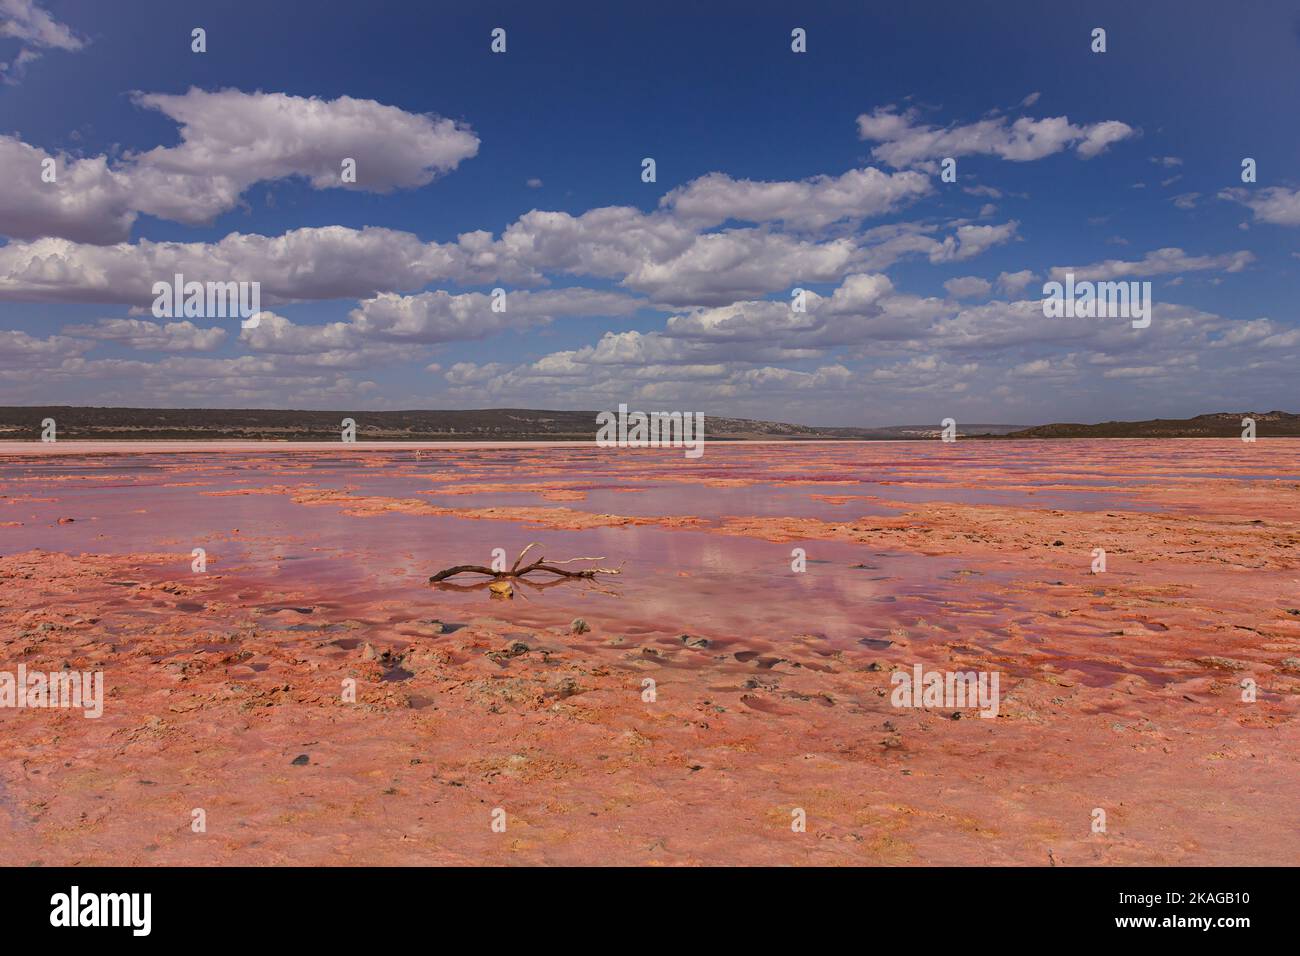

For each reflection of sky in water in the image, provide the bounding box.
[5,440,1293,650]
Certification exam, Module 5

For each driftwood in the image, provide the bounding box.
[428,542,622,583]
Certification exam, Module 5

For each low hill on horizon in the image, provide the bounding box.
[0,406,1295,441]
[0,406,1024,441]
[998,410,1300,439]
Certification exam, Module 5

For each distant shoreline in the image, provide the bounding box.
[1,407,1296,443]
[4,436,1299,456]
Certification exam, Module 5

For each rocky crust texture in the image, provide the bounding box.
[1,439,1297,865]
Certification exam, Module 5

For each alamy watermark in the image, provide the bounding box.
[596,403,705,459]
[50,886,150,936]
[151,273,261,329]
[1042,273,1151,329]
[0,665,103,718]
[890,664,1000,718]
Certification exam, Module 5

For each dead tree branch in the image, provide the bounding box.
[429,542,622,583]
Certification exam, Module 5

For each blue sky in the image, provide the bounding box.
[1,0,1297,425]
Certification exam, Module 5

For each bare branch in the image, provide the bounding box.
[429,547,622,584]
[428,564,498,582]
[510,542,541,573]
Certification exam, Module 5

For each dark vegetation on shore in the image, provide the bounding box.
[0,406,1021,441]
[0,406,1294,441]
[994,410,1300,439]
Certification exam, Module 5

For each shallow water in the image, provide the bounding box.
[4,439,1295,651]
